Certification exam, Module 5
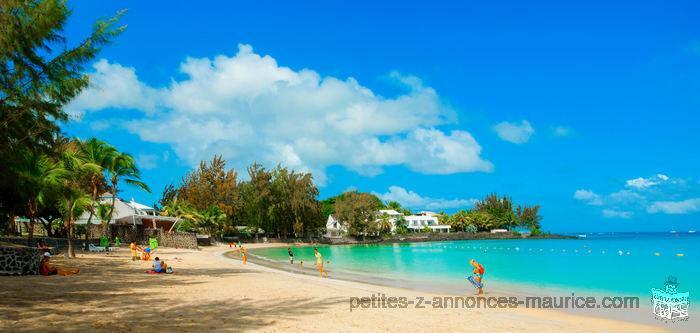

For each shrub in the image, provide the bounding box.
[464,224,477,233]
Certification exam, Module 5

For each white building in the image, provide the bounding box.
[324,209,450,236]
[325,215,346,237]
[75,193,179,231]
[404,212,450,233]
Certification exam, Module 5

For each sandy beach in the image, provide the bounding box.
[0,243,670,333]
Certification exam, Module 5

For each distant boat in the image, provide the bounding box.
[578,234,587,238]
[670,230,677,234]
[689,230,696,234]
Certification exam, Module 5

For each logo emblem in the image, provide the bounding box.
[651,276,690,322]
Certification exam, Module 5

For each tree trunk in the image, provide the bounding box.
[8,213,16,235]
[67,226,75,258]
[65,198,76,258]
[27,218,35,246]
[105,183,118,238]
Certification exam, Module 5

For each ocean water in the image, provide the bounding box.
[250,233,699,300]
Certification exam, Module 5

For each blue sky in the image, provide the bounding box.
[62,0,700,232]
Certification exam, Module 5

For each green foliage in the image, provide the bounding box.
[464,224,477,233]
[0,1,124,237]
[445,193,545,232]
[421,225,432,233]
[394,216,408,235]
[333,191,378,237]
[161,160,323,238]
[377,213,393,236]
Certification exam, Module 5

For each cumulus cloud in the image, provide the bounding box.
[573,189,604,206]
[647,198,700,215]
[625,174,669,189]
[602,209,633,219]
[493,120,534,144]
[68,44,493,185]
[373,185,477,210]
[66,59,160,118]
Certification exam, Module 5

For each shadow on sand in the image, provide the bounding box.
[0,253,345,332]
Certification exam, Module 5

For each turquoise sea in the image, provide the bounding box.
[250,233,699,301]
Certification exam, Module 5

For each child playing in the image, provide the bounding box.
[468,259,485,295]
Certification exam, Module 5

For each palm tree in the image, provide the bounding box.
[58,189,93,257]
[386,201,402,211]
[105,152,151,232]
[77,138,118,238]
[57,143,101,257]
[14,150,66,245]
[161,196,200,232]
[198,206,227,236]
[378,213,393,235]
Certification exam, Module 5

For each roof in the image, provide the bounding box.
[378,209,402,216]
[128,199,155,211]
[75,193,161,225]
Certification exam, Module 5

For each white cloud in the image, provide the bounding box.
[551,126,573,137]
[89,119,111,132]
[647,198,700,215]
[608,190,646,205]
[575,174,700,217]
[374,185,477,210]
[66,59,160,118]
[68,45,493,185]
[136,153,159,170]
[625,174,669,189]
[493,120,534,144]
[602,209,633,219]
[573,189,604,206]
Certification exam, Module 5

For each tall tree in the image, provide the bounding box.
[57,142,99,257]
[178,156,239,213]
[14,149,65,245]
[77,138,116,238]
[334,191,378,237]
[0,1,124,230]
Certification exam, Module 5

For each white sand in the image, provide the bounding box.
[0,243,670,332]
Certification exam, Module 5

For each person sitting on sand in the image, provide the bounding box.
[314,247,324,277]
[288,247,294,265]
[142,245,152,261]
[39,252,79,276]
[152,257,168,273]
[469,259,485,295]
[36,240,49,251]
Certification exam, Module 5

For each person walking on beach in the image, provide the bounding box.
[288,247,294,265]
[314,247,324,277]
[468,259,485,295]
[241,246,247,265]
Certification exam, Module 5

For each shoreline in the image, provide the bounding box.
[1,243,676,332]
[240,242,692,332]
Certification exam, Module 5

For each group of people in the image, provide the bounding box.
[285,245,485,294]
[230,240,248,264]
[129,242,153,261]
[285,246,329,278]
